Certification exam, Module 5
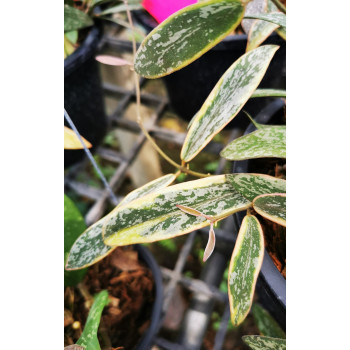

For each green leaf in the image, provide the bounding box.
[64,5,93,32]
[247,18,279,51]
[242,335,286,350]
[66,174,176,270]
[102,175,252,246]
[76,290,109,350]
[134,0,245,78]
[244,12,286,28]
[252,304,286,338]
[64,195,87,286]
[228,215,264,326]
[246,0,284,51]
[252,193,286,226]
[220,126,286,160]
[181,45,279,162]
[65,30,78,44]
[227,173,286,201]
[251,89,286,98]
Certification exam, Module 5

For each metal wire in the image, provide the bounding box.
[64,108,118,204]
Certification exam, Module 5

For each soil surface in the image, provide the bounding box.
[64,247,155,350]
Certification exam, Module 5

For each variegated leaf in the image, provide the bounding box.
[251,89,286,98]
[64,5,93,32]
[242,0,267,34]
[66,174,176,270]
[252,193,286,226]
[227,174,286,201]
[64,126,92,149]
[102,175,252,246]
[247,19,279,51]
[244,12,286,29]
[220,126,286,160]
[267,0,286,40]
[98,3,143,16]
[246,0,284,51]
[252,304,286,338]
[242,335,286,350]
[181,45,279,162]
[228,215,264,326]
[134,0,245,78]
[76,290,109,350]
[119,174,176,207]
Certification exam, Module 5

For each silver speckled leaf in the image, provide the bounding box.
[134,0,245,78]
[228,215,264,326]
[220,126,286,160]
[242,335,286,350]
[66,174,176,270]
[181,45,279,162]
[102,175,251,246]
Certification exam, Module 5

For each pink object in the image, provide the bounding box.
[142,0,197,23]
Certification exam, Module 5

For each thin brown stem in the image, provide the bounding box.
[271,0,286,13]
[123,0,209,178]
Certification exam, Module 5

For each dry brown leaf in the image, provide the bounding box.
[110,249,142,271]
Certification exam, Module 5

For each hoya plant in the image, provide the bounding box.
[65,0,286,340]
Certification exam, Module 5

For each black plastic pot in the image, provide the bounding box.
[134,244,163,349]
[233,99,286,330]
[64,24,107,168]
[133,10,286,126]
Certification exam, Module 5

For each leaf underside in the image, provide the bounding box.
[221,126,286,160]
[134,0,245,78]
[246,0,283,51]
[66,174,176,270]
[242,335,286,350]
[181,45,279,162]
[64,5,93,32]
[252,193,286,226]
[252,304,286,338]
[102,175,252,247]
[76,290,109,350]
[227,173,286,202]
[228,215,264,326]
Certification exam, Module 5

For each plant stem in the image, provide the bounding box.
[123,0,209,179]
[271,0,286,13]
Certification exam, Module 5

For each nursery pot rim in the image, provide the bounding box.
[233,99,286,310]
[64,23,101,77]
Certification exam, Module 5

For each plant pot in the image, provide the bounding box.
[134,244,163,349]
[64,24,107,168]
[133,10,286,126]
[64,244,163,349]
[233,99,286,330]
